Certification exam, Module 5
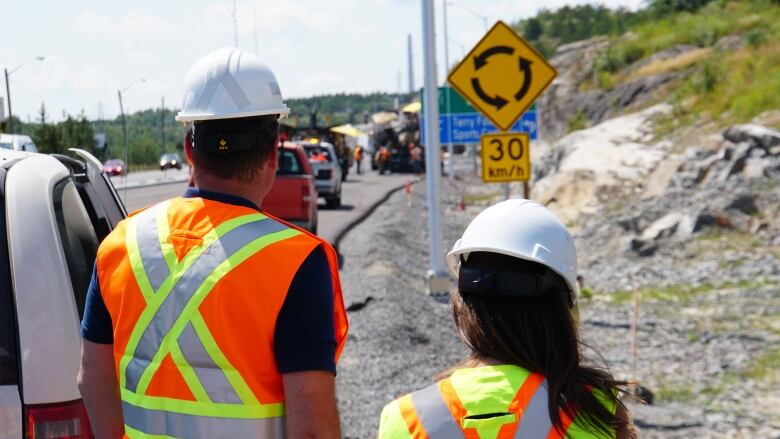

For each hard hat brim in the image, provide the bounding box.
[176,106,290,123]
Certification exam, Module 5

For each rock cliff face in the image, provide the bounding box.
[537,35,743,141]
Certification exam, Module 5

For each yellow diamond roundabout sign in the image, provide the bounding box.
[448,21,557,132]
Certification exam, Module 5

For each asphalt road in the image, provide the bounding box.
[120,170,412,245]
[109,166,190,189]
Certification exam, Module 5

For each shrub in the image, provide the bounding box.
[567,110,589,132]
[597,70,615,89]
[695,57,721,92]
[746,28,768,47]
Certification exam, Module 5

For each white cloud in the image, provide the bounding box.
[73,10,184,43]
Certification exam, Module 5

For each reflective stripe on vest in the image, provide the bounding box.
[119,201,301,433]
[398,371,587,439]
[122,401,284,438]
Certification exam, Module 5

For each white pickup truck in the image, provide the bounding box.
[0,148,126,438]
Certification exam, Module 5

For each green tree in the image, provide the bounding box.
[524,18,544,40]
[33,103,64,154]
[60,111,95,153]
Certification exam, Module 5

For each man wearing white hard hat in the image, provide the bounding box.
[78,48,348,438]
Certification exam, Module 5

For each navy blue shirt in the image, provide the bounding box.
[81,188,336,374]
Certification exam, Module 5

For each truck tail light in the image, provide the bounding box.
[301,185,311,210]
[25,400,92,439]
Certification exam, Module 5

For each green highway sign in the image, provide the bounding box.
[422,86,537,116]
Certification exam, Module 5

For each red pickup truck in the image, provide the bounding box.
[263,142,318,233]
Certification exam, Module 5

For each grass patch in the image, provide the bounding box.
[686,228,763,254]
[630,47,711,79]
[462,192,500,204]
[623,1,772,64]
[599,278,775,304]
[655,385,696,402]
[740,347,780,383]
[567,110,589,133]
[592,1,780,125]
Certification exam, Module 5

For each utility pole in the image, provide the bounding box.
[118,89,128,204]
[442,0,453,180]
[407,34,415,96]
[4,69,12,133]
[161,96,165,154]
[421,0,448,294]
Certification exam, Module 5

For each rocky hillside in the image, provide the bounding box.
[536,0,780,140]
[511,7,780,433]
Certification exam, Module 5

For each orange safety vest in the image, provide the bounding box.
[97,196,348,438]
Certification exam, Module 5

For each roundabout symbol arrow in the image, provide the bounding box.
[471,78,508,110]
[473,45,515,69]
[515,57,533,101]
[470,45,516,111]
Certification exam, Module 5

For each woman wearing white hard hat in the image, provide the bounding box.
[378,199,636,438]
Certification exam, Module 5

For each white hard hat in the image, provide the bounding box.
[447,199,579,299]
[176,48,290,123]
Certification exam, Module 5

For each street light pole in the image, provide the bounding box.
[3,56,45,134]
[3,69,12,133]
[442,0,454,181]
[117,78,145,205]
[421,0,448,293]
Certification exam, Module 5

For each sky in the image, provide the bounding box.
[1,0,643,123]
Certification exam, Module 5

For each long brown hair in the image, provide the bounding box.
[450,252,628,437]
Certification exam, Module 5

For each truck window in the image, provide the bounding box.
[0,168,18,385]
[53,179,100,320]
[277,149,304,175]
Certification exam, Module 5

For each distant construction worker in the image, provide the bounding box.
[78,48,348,438]
[378,200,636,438]
[376,146,391,175]
[310,147,328,162]
[353,144,364,174]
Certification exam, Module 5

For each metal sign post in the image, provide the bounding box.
[421,0,449,294]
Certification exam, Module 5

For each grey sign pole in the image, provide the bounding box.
[421,0,449,294]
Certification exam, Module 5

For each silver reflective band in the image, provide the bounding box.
[123,401,285,438]
[135,206,170,292]
[125,217,289,392]
[513,380,551,438]
[410,383,465,439]
[195,50,250,111]
[178,323,242,404]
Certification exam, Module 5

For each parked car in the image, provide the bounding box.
[263,142,318,233]
[0,147,126,437]
[296,139,342,208]
[103,158,126,176]
[0,134,39,153]
[159,152,182,170]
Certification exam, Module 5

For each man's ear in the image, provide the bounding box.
[267,137,279,169]
[184,130,195,165]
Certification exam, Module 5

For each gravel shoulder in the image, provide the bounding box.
[335,169,780,438]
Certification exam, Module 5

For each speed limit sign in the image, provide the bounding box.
[480,132,530,183]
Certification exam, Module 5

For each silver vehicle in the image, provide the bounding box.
[0,134,39,153]
[297,140,343,208]
[0,148,126,437]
